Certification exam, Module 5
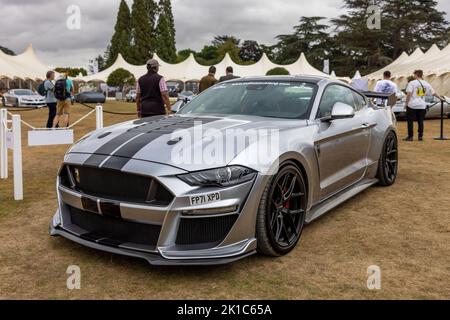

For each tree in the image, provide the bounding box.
[129,0,158,64]
[212,35,240,47]
[105,0,131,68]
[0,45,15,56]
[266,67,290,76]
[195,45,220,64]
[106,68,136,91]
[239,40,263,62]
[55,67,88,77]
[331,0,390,75]
[177,49,196,62]
[217,39,242,63]
[275,16,331,67]
[383,0,449,57]
[156,0,177,63]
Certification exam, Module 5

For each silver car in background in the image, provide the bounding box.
[50,76,398,266]
[393,95,450,119]
[2,89,46,108]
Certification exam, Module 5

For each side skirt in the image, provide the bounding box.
[305,178,378,224]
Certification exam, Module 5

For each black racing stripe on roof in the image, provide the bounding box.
[83,116,218,170]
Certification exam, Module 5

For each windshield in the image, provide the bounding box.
[14,90,34,96]
[178,81,317,119]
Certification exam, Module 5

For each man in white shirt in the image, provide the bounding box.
[374,71,398,106]
[404,70,444,141]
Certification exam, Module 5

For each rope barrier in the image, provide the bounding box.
[78,102,137,116]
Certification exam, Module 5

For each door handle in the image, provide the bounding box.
[361,123,371,128]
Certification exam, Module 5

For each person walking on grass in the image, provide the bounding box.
[136,59,172,118]
[199,66,218,93]
[43,71,57,128]
[403,70,444,142]
[52,71,74,128]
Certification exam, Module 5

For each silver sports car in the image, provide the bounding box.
[2,89,46,108]
[50,76,398,266]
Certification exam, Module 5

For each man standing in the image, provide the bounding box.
[374,71,398,105]
[52,71,74,128]
[199,66,218,93]
[44,71,57,128]
[404,70,444,141]
[136,59,171,118]
[219,66,240,82]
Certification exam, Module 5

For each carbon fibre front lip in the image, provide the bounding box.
[49,222,256,266]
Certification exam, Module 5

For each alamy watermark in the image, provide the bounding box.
[67,265,81,290]
[66,5,81,30]
[367,265,381,290]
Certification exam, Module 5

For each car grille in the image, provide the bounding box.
[175,215,239,246]
[68,206,161,247]
[59,165,174,206]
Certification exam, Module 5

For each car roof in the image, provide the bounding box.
[227,75,329,84]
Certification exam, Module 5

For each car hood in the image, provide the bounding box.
[18,95,44,100]
[69,115,308,172]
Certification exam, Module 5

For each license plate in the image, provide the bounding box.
[190,192,221,206]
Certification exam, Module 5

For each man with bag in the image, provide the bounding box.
[52,71,74,128]
[404,70,444,141]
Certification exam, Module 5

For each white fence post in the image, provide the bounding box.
[0,108,8,179]
[96,105,103,130]
[12,115,23,201]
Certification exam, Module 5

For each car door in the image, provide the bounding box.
[314,84,372,200]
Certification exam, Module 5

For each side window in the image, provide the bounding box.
[317,85,357,118]
[352,91,367,111]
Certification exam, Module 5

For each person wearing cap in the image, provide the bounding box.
[199,66,218,93]
[136,58,172,118]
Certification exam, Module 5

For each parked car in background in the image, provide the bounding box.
[75,91,106,104]
[125,90,137,102]
[393,95,450,119]
[171,91,196,113]
[2,89,46,108]
[167,81,182,98]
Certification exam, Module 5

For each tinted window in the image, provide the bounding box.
[179,81,317,119]
[317,85,357,118]
[13,90,34,96]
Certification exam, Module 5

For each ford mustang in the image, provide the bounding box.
[50,76,398,266]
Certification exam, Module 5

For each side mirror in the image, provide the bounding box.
[330,102,355,120]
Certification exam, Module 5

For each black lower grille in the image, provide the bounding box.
[69,206,161,247]
[176,215,238,246]
[60,165,173,206]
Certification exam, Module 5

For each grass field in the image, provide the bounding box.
[1,101,449,300]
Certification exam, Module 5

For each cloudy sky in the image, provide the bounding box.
[0,0,449,68]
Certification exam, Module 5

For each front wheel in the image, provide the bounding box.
[256,162,307,257]
[376,131,398,186]
[1,97,6,107]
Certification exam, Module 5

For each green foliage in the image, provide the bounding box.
[239,40,263,62]
[105,0,132,68]
[54,67,88,77]
[129,0,158,65]
[177,49,195,62]
[156,0,177,63]
[266,67,290,76]
[106,68,136,89]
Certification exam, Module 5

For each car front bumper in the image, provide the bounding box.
[49,154,265,266]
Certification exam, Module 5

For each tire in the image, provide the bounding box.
[256,161,307,257]
[376,131,398,186]
[1,97,6,107]
[15,98,19,108]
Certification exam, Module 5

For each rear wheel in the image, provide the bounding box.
[256,162,307,257]
[377,131,398,186]
[1,97,6,107]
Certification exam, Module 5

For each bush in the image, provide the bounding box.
[266,67,290,76]
[106,68,136,90]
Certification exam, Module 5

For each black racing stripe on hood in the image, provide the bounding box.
[83,116,219,170]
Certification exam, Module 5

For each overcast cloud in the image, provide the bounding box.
[0,0,449,68]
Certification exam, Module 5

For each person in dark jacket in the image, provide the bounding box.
[136,59,172,118]
[219,66,240,82]
[199,66,218,93]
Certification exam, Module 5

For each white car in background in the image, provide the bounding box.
[2,89,46,108]
[393,94,450,119]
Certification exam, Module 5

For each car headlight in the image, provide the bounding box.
[178,166,257,187]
